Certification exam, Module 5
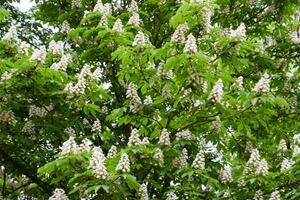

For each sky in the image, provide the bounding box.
[12,0,35,12]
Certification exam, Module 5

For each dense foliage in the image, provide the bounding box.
[0,0,300,199]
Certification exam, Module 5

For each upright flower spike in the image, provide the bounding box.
[154,148,164,162]
[128,0,139,12]
[30,46,47,64]
[80,138,93,151]
[183,33,197,53]
[92,119,101,133]
[113,19,124,33]
[280,158,294,171]
[192,149,205,169]
[2,25,18,42]
[158,129,171,145]
[171,23,189,43]
[166,191,178,200]
[255,159,269,176]
[128,12,141,26]
[269,190,280,200]
[139,183,149,200]
[49,188,69,200]
[98,15,108,27]
[60,136,79,155]
[228,23,246,39]
[172,148,188,169]
[116,153,130,173]
[219,166,233,184]
[133,31,150,46]
[71,0,81,8]
[107,145,117,158]
[208,79,224,104]
[89,146,108,179]
[252,73,271,93]
[128,128,142,146]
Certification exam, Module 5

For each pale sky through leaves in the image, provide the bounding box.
[13,0,35,12]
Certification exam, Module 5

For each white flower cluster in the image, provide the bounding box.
[50,54,73,71]
[19,41,30,55]
[253,190,263,200]
[293,145,300,157]
[255,158,269,176]
[176,129,195,140]
[290,30,300,44]
[139,183,149,200]
[89,147,108,179]
[143,95,153,105]
[126,82,141,113]
[156,61,173,79]
[79,138,93,151]
[48,40,64,55]
[228,23,246,39]
[171,23,189,43]
[133,31,150,46]
[60,136,79,155]
[2,25,18,42]
[29,105,53,118]
[202,8,212,32]
[61,21,71,33]
[172,148,188,169]
[49,188,69,200]
[280,158,294,172]
[92,119,102,133]
[208,79,224,103]
[252,73,271,93]
[107,145,117,158]
[128,0,139,12]
[192,149,205,169]
[113,19,124,33]
[0,71,14,82]
[213,115,222,132]
[30,46,47,64]
[158,129,171,145]
[94,1,111,15]
[154,148,164,162]
[116,153,130,173]
[98,15,108,27]
[277,139,287,155]
[128,128,142,146]
[21,120,35,134]
[269,190,280,200]
[244,148,268,176]
[128,12,141,26]
[0,110,17,126]
[71,0,81,8]
[183,33,198,53]
[65,78,86,95]
[236,76,244,90]
[166,192,178,200]
[219,166,233,184]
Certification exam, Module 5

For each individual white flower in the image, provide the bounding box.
[107,145,117,158]
[237,76,244,90]
[208,79,224,103]
[71,0,81,8]
[252,73,271,93]
[166,191,178,200]
[280,158,294,172]
[253,190,263,200]
[18,41,30,55]
[21,120,35,134]
[2,25,18,42]
[80,138,93,151]
[176,129,195,140]
[172,148,188,169]
[128,0,139,12]
[290,30,300,44]
[133,31,150,46]
[92,119,101,133]
[143,95,153,105]
[228,23,246,39]
[139,183,149,200]
[158,129,171,145]
[128,12,141,26]
[116,153,130,173]
[255,159,269,176]
[269,190,280,200]
[219,166,233,184]
[171,23,189,43]
[192,149,205,169]
[30,46,47,64]
[128,128,142,146]
[60,136,79,155]
[183,33,197,53]
[154,148,164,162]
[113,19,124,33]
[61,21,71,33]
[98,15,108,27]
[49,188,69,200]
[89,146,108,179]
